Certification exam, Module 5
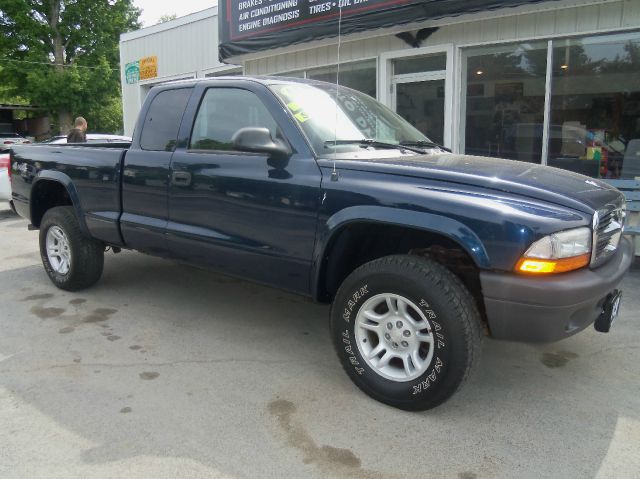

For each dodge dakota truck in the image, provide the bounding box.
[9,77,633,410]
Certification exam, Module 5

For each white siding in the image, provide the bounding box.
[119,8,233,135]
[244,0,640,75]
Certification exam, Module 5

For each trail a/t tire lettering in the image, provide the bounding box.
[330,254,482,411]
[342,285,369,322]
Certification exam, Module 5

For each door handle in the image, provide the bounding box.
[171,171,192,186]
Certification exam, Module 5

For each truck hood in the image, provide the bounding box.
[322,153,622,213]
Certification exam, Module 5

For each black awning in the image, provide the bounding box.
[219,0,562,61]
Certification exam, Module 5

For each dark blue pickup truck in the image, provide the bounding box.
[9,77,633,410]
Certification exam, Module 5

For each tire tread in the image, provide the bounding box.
[39,206,104,291]
[330,254,483,410]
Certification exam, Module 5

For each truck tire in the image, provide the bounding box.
[39,206,104,291]
[330,255,482,411]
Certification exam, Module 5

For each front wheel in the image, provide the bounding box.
[39,206,104,291]
[330,255,482,411]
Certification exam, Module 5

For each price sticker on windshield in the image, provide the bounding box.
[286,100,310,123]
[294,112,310,123]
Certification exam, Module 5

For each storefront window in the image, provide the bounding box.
[204,68,242,77]
[307,60,377,98]
[463,42,548,163]
[274,71,305,78]
[549,32,640,179]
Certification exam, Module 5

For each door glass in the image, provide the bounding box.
[395,80,445,145]
[463,42,548,163]
[190,88,278,151]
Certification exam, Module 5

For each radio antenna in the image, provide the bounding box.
[331,3,344,181]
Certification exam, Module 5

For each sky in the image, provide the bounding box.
[134,0,216,27]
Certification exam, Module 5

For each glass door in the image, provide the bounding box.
[389,51,451,148]
[395,78,446,146]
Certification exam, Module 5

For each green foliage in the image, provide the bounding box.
[87,95,124,134]
[0,67,29,104]
[158,14,177,24]
[0,0,140,133]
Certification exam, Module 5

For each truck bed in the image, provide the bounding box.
[10,143,130,246]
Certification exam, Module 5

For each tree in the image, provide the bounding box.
[0,1,140,134]
[158,14,177,24]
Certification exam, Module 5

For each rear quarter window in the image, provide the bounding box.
[140,88,192,151]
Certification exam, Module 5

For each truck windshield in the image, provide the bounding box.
[269,83,434,156]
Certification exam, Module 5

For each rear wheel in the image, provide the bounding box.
[330,255,482,411]
[39,206,104,291]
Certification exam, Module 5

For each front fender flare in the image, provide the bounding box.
[311,206,490,298]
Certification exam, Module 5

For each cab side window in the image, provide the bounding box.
[140,88,192,152]
[190,88,278,151]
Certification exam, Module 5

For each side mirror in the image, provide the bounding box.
[232,127,292,165]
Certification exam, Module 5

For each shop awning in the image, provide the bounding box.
[219,0,563,61]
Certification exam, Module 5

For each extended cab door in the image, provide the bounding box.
[167,81,321,294]
[121,86,192,253]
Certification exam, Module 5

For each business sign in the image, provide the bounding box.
[125,61,140,84]
[228,0,417,39]
[219,0,561,60]
[140,56,158,80]
[124,56,158,84]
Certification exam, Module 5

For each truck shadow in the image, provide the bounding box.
[1,252,638,478]
[0,207,18,222]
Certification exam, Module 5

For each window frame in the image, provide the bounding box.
[380,44,455,149]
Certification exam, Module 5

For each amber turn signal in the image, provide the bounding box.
[516,253,591,274]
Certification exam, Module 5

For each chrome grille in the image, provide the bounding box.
[591,205,625,267]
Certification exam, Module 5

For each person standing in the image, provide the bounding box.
[67,117,88,143]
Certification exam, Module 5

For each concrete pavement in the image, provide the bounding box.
[1,201,639,479]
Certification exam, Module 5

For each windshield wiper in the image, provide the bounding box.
[399,140,450,152]
[324,139,425,154]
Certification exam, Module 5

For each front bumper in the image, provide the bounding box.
[481,237,634,343]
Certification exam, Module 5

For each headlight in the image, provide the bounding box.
[516,227,592,274]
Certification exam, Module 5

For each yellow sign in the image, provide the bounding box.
[139,56,158,80]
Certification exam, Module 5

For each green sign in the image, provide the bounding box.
[125,61,140,84]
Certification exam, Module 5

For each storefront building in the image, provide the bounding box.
[121,0,640,179]
[120,7,241,135]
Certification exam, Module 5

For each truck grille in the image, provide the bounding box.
[591,205,625,268]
